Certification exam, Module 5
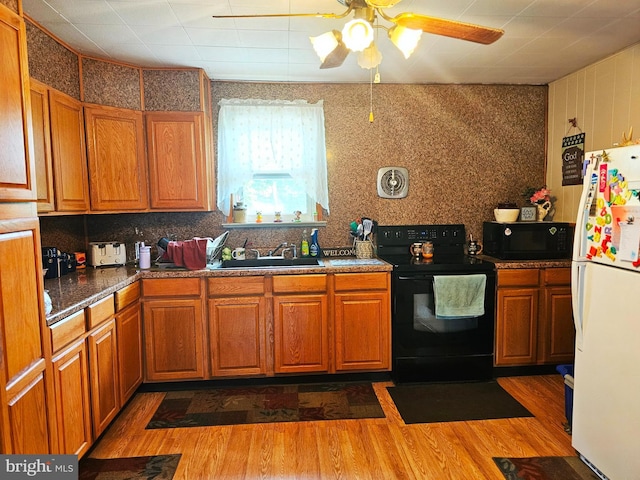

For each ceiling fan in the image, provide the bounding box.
[212,0,504,70]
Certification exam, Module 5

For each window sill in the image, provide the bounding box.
[222,221,327,229]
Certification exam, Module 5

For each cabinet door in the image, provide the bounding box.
[273,294,328,374]
[495,288,539,366]
[4,362,53,454]
[143,298,207,381]
[209,297,266,377]
[87,319,119,437]
[116,302,143,404]
[52,339,92,456]
[334,292,390,371]
[85,105,148,211]
[30,80,55,212]
[49,90,89,212]
[145,111,208,210]
[0,7,36,202]
[540,286,575,364]
[0,226,44,381]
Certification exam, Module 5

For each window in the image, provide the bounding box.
[217,99,329,222]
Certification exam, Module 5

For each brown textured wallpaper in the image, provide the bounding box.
[1,0,18,13]
[25,20,80,100]
[143,69,202,111]
[82,58,141,109]
[54,81,547,262]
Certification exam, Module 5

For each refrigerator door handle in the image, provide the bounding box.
[571,261,585,351]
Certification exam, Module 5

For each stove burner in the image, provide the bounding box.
[376,224,494,273]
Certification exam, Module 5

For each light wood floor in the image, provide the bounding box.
[87,375,575,479]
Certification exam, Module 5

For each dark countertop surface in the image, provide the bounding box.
[478,255,572,269]
[44,256,571,326]
[44,258,393,326]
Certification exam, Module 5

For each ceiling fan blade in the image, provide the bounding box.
[212,4,353,21]
[392,13,504,45]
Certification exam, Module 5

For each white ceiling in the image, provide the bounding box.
[22,0,640,85]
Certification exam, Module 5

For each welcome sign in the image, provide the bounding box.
[562,132,586,186]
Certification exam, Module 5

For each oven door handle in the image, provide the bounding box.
[396,275,435,281]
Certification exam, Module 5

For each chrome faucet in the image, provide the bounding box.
[268,242,288,257]
[282,244,297,259]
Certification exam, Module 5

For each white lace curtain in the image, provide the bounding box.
[216,98,329,215]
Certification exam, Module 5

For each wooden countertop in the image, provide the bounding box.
[44,258,393,326]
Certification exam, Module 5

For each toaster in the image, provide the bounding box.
[88,242,127,267]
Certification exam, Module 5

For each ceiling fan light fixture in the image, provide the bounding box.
[389,25,422,59]
[310,30,342,62]
[358,41,382,69]
[341,18,374,52]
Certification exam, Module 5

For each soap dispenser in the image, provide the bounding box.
[301,229,310,257]
[310,228,320,257]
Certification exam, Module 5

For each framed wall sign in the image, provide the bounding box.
[520,206,537,222]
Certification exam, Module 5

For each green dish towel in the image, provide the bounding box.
[433,274,486,318]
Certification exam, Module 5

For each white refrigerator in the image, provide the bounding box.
[571,144,640,479]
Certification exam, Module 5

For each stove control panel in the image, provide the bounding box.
[378,224,465,247]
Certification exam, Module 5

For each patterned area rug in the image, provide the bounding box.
[79,454,181,480]
[493,456,599,480]
[146,382,385,429]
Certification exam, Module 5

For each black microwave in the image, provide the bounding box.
[482,221,574,260]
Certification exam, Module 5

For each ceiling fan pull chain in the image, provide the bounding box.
[369,68,375,123]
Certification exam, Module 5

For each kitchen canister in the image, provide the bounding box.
[232,202,247,223]
[139,246,151,269]
[354,240,374,259]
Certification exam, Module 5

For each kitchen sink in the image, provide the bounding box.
[221,257,321,268]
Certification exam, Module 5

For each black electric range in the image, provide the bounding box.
[376,224,495,273]
[377,224,496,383]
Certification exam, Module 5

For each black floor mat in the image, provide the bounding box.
[387,380,534,424]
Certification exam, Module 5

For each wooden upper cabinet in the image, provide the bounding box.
[145,111,210,211]
[29,80,55,213]
[0,7,36,202]
[48,90,89,212]
[85,105,148,211]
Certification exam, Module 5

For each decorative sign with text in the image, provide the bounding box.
[562,132,586,186]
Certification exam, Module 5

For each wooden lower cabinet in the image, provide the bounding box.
[87,319,119,438]
[142,278,207,381]
[540,272,575,364]
[334,273,391,372]
[52,339,92,456]
[115,281,142,404]
[273,275,329,374]
[495,267,574,366]
[116,301,143,404]
[4,362,53,454]
[496,286,539,365]
[208,276,267,377]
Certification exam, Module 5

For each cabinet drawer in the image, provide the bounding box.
[273,274,327,293]
[50,310,86,353]
[142,278,201,297]
[543,267,570,286]
[208,276,264,296]
[115,281,140,311]
[86,295,115,329]
[334,272,388,292]
[497,269,539,287]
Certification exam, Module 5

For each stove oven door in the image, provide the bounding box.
[392,271,496,383]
